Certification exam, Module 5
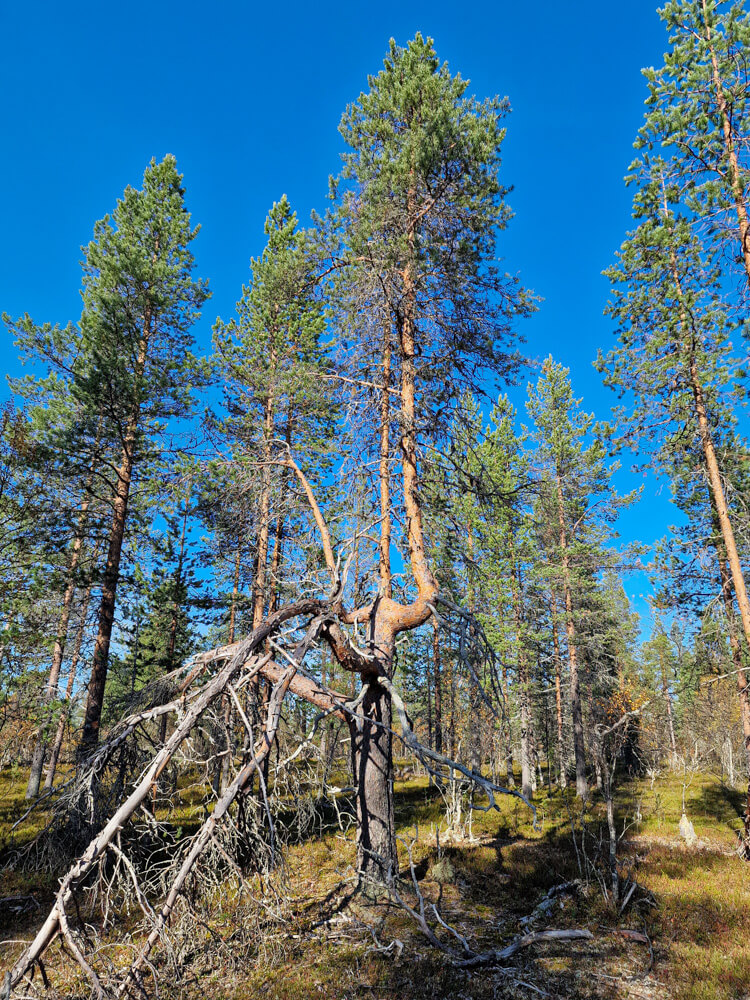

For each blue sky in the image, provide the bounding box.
[0,0,677,623]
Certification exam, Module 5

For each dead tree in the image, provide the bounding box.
[3,472,530,997]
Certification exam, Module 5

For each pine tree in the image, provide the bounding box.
[328,34,530,877]
[213,195,330,630]
[527,359,629,797]
[638,0,750,287]
[72,155,208,752]
[476,395,537,797]
[602,152,750,838]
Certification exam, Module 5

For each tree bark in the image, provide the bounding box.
[662,660,677,760]
[350,630,398,883]
[253,351,276,630]
[80,330,149,753]
[432,618,443,754]
[550,591,567,790]
[712,511,750,842]
[26,531,86,797]
[159,488,191,747]
[27,453,96,795]
[44,583,93,790]
[512,566,534,799]
[663,184,750,834]
[379,321,393,598]
[228,543,242,645]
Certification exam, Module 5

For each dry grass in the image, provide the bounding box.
[1,765,749,999]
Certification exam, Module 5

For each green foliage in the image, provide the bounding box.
[335,33,532,427]
[213,195,331,459]
[638,0,750,285]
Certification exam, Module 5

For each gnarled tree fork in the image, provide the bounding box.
[3,454,531,997]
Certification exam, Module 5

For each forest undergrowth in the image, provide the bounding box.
[2,767,748,1000]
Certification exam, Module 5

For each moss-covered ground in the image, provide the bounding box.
[1,766,749,999]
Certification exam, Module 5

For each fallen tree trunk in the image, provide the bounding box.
[2,598,323,1000]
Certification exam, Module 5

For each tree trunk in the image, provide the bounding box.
[555,474,587,798]
[664,187,750,837]
[228,544,242,645]
[467,525,482,774]
[159,489,191,747]
[712,512,750,843]
[27,471,94,795]
[253,376,275,630]
[80,331,148,753]
[662,663,677,761]
[512,567,534,800]
[339,171,437,886]
[550,591,567,789]
[502,657,515,787]
[44,584,93,790]
[432,618,442,754]
[379,321,393,598]
[268,413,291,618]
[26,544,83,797]
[350,629,397,884]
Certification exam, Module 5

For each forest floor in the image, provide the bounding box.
[1,766,749,1000]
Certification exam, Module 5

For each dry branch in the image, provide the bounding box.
[1,597,323,999]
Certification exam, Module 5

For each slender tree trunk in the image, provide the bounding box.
[159,489,191,747]
[712,511,750,842]
[512,567,534,800]
[662,663,677,760]
[467,524,483,774]
[27,453,96,796]
[80,332,149,753]
[44,584,93,790]
[426,642,433,750]
[502,657,515,787]
[449,656,457,759]
[268,414,291,617]
[550,591,567,790]
[432,618,442,754]
[664,185,750,835]
[253,370,276,631]
[379,321,393,598]
[555,474,587,798]
[218,546,242,795]
[228,544,241,645]
[27,532,86,797]
[692,371,750,655]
